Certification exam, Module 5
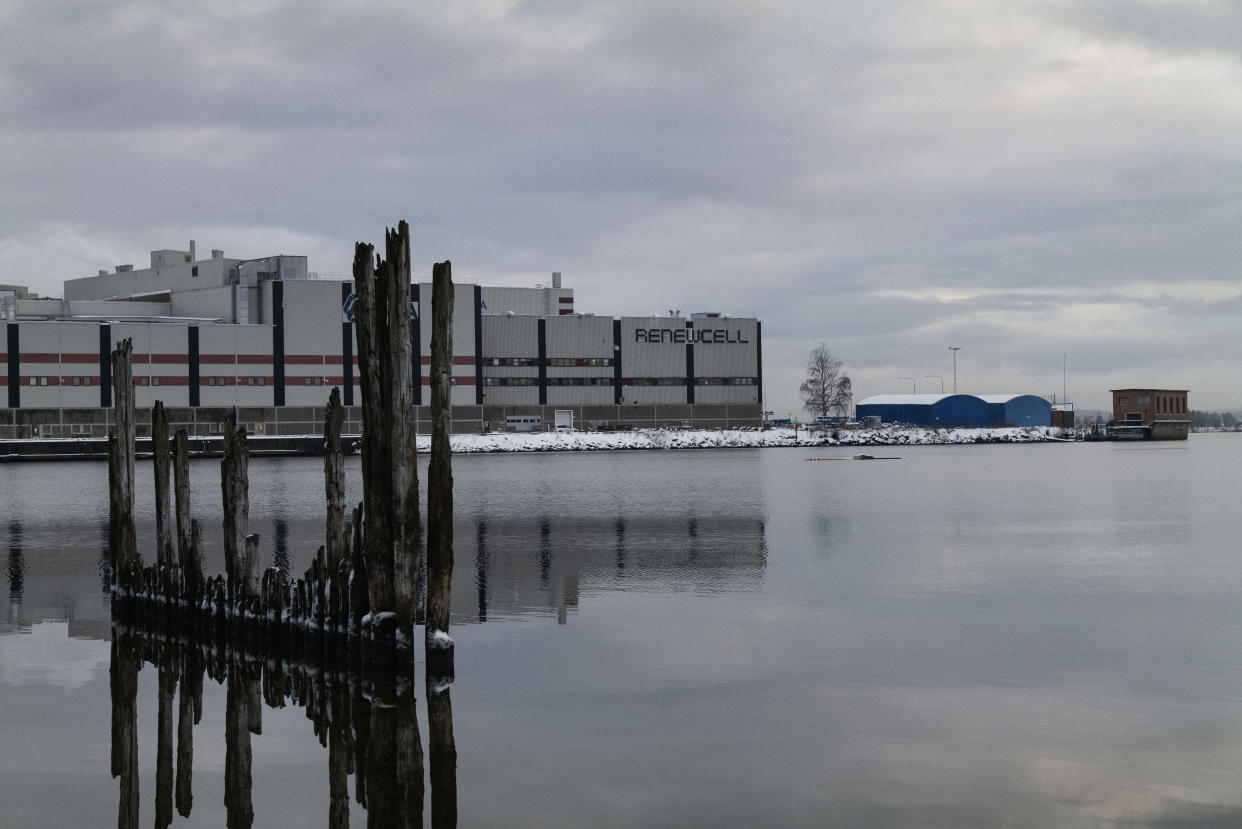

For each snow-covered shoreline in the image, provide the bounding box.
[431,426,1064,453]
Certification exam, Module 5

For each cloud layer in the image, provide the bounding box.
[2,0,1239,411]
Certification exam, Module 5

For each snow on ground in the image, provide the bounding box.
[413,426,1062,453]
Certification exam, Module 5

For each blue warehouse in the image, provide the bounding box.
[855,394,990,428]
[978,394,1052,427]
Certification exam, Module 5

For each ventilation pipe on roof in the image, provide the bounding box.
[552,271,561,289]
[212,249,224,259]
[189,240,196,261]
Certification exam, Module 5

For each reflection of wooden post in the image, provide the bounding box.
[155,665,176,829]
[426,260,455,674]
[108,339,139,597]
[109,635,140,829]
[427,685,457,829]
[398,688,425,828]
[175,649,199,818]
[152,401,175,571]
[224,660,254,829]
[327,671,351,829]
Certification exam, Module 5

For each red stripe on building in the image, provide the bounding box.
[20,353,59,362]
[200,354,237,364]
[420,356,476,366]
[150,353,188,364]
[421,377,477,385]
[61,353,99,364]
[237,354,274,365]
[285,355,326,365]
[558,297,574,303]
[559,309,574,315]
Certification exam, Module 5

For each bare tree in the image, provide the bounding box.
[800,344,852,419]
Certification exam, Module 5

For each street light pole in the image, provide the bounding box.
[947,347,962,393]
[925,375,943,393]
[899,376,916,394]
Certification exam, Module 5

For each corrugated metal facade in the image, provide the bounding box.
[855,394,990,427]
[979,394,1052,427]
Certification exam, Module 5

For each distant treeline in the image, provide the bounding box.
[1189,410,1240,430]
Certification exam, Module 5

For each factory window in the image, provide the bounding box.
[151,376,160,387]
[257,377,264,386]
[1138,395,1150,405]
[208,376,215,386]
[305,377,313,386]
[192,266,198,277]
[72,376,81,386]
[218,376,226,386]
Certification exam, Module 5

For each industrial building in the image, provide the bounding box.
[1,242,762,438]
[855,393,1052,428]
[1110,388,1189,439]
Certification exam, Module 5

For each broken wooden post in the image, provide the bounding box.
[426,260,455,675]
[324,388,348,571]
[108,338,140,600]
[352,241,396,621]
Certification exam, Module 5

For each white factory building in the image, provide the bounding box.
[1,242,762,438]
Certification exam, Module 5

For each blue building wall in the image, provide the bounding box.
[856,395,989,428]
[987,395,1051,427]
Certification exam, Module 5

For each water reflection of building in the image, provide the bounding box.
[461,514,767,624]
[110,626,455,828]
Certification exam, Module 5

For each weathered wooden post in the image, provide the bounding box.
[152,401,175,572]
[426,260,455,676]
[384,223,420,646]
[324,388,348,572]
[221,411,250,605]
[173,430,195,579]
[352,242,395,622]
[108,339,140,600]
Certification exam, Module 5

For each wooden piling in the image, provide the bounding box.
[152,401,175,570]
[426,260,455,673]
[108,339,139,595]
[324,388,348,571]
[221,412,250,603]
[384,222,421,643]
[174,429,194,574]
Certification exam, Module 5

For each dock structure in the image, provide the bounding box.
[107,220,456,680]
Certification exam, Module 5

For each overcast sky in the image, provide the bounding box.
[2,0,1239,413]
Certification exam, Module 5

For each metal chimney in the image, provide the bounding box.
[552,271,561,289]
[189,240,196,261]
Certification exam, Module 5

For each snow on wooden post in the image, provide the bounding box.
[426,259,455,677]
[108,338,140,598]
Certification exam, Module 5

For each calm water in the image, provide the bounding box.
[3,436,1242,827]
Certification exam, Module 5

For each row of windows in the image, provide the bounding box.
[1157,396,1185,414]
[483,376,759,388]
[488,357,613,367]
